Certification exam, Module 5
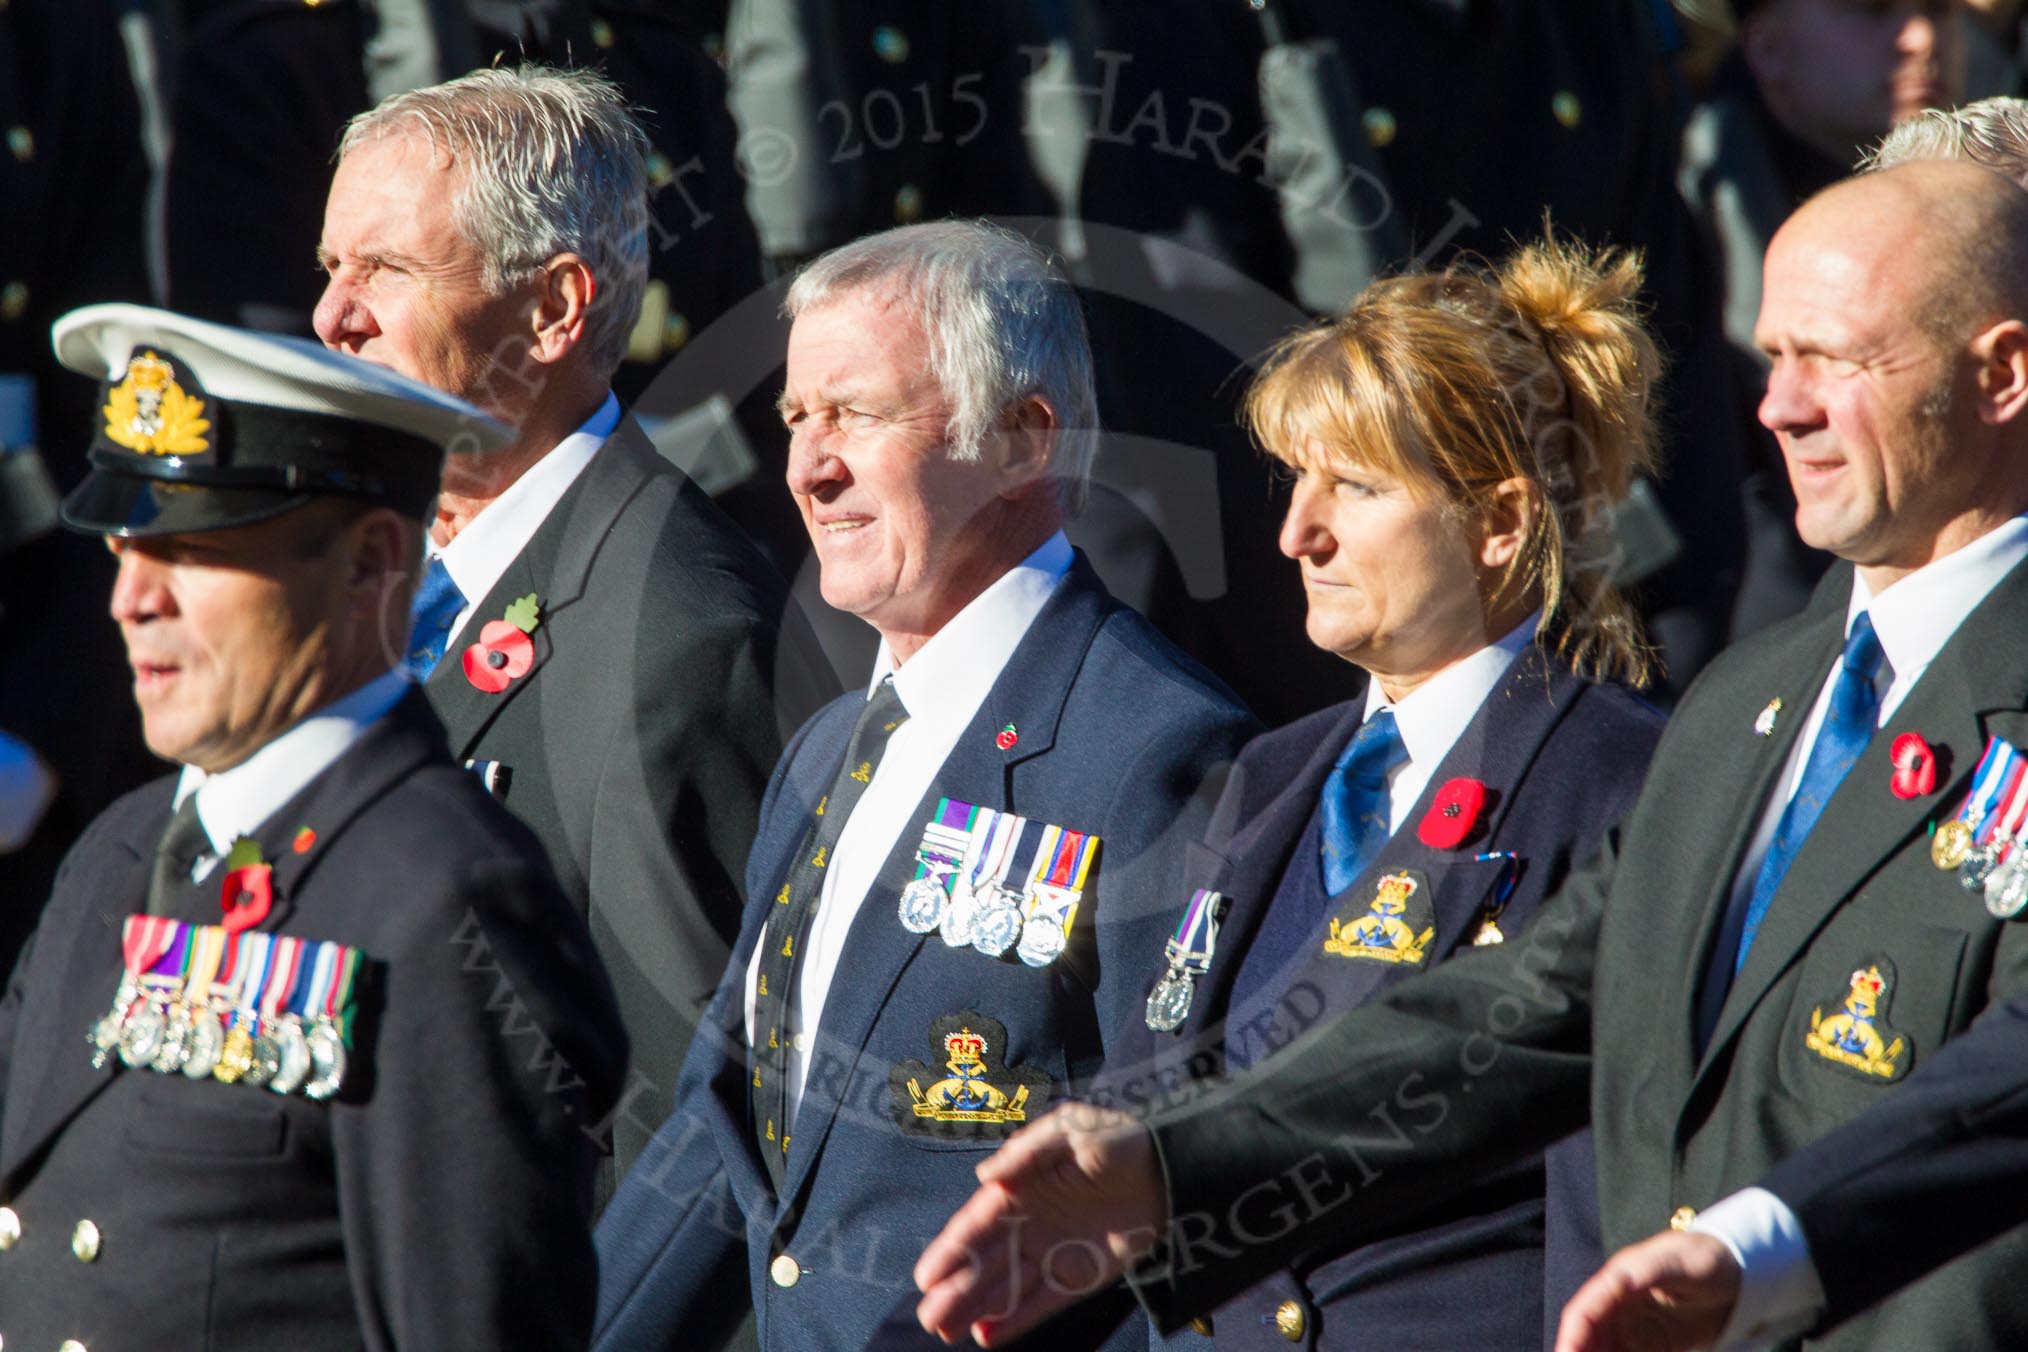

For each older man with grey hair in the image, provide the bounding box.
[1862,92,2028,182]
[591,219,1257,1352]
[311,63,811,1198]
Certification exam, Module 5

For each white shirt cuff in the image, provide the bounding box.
[1689,1187,1827,1351]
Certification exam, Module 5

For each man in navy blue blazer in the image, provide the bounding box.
[592,220,1259,1352]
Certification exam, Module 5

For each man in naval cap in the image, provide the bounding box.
[0,304,625,1351]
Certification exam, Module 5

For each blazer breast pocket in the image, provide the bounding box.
[123,1084,290,1161]
[883,1009,1068,1153]
[1775,922,1967,1124]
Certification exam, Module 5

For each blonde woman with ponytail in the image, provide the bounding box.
[1088,233,1671,1350]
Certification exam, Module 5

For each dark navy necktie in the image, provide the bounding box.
[1319,708,1409,896]
[1698,613,1887,1047]
[404,555,466,682]
[146,793,210,916]
[749,680,909,1187]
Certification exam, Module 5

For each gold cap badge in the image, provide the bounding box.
[103,350,211,457]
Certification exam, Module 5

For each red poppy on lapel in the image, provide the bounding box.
[221,836,274,933]
[1417,777,1487,849]
[292,826,316,854]
[1889,732,1938,800]
[463,592,541,694]
[463,622,535,693]
[995,724,1019,751]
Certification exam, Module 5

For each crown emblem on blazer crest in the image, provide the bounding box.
[890,1011,1052,1140]
[1323,868,1436,967]
[1804,956,1911,1082]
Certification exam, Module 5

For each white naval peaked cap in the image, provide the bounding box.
[52,302,513,536]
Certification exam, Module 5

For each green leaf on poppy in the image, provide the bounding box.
[224,836,266,872]
[504,593,542,634]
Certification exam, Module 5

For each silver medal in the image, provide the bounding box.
[1016,914,1067,968]
[89,979,139,1068]
[970,888,1024,958]
[242,1027,282,1088]
[940,884,979,948]
[268,1017,313,1095]
[304,1019,348,1101]
[183,1010,225,1079]
[118,1000,166,1068]
[1961,843,2005,893]
[898,874,950,934]
[1987,855,2028,920]
[151,1004,194,1074]
[1144,969,1195,1032]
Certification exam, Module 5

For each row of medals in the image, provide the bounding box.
[1933,815,2028,919]
[87,975,347,1100]
[898,870,1068,967]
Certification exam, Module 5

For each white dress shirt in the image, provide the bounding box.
[1694,513,2028,1352]
[1359,614,1540,833]
[743,532,1075,1125]
[429,393,620,650]
[171,668,411,881]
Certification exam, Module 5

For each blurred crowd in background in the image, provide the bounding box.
[0,0,2011,966]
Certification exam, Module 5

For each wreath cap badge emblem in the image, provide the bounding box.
[103,350,212,457]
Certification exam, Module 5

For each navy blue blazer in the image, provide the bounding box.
[592,557,1259,1352]
[1095,651,1663,1350]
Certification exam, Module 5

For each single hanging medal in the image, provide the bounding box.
[215,932,275,1084]
[1969,754,2028,906]
[971,816,1034,958]
[147,924,200,1073]
[182,926,235,1079]
[243,936,303,1088]
[1145,889,1227,1032]
[1018,826,1098,969]
[1935,737,2017,871]
[899,799,975,934]
[267,939,326,1095]
[943,809,1014,949]
[304,946,360,1101]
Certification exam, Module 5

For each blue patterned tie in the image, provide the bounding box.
[404,555,467,682]
[1733,613,1888,971]
[1320,709,1410,895]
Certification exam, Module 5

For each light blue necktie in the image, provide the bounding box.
[404,555,467,682]
[1320,709,1410,896]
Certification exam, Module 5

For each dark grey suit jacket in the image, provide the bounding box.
[420,416,833,1194]
[1134,557,2028,1350]
[1755,989,2028,1335]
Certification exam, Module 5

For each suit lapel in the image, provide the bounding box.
[1701,560,2028,1070]
[424,422,655,761]
[774,562,1112,1209]
[1667,598,1847,1076]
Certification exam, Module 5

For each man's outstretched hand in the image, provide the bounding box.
[914,1102,1167,1346]
[1555,1230,1743,1352]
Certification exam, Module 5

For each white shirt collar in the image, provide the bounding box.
[1361,613,1540,770]
[1849,513,2028,701]
[173,668,410,858]
[871,531,1076,720]
[430,392,621,644]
